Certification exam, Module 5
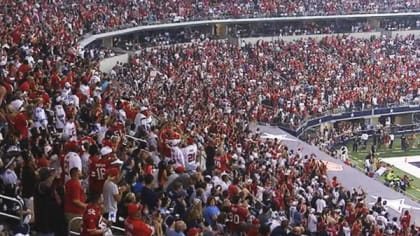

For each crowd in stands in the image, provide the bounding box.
[235,20,374,38]
[1,0,418,37]
[381,18,420,31]
[0,1,419,236]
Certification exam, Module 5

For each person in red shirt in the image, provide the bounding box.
[227,178,241,198]
[124,203,153,236]
[351,219,362,236]
[187,227,201,236]
[89,146,113,195]
[400,210,411,236]
[9,102,29,141]
[227,196,250,234]
[81,193,110,236]
[214,152,231,172]
[65,167,87,233]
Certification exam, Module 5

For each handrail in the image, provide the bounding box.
[68,217,125,236]
[78,12,420,48]
[279,103,420,137]
[0,194,24,223]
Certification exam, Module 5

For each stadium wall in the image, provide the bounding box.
[238,32,382,44]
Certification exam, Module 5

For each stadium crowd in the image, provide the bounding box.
[1,0,419,36]
[0,1,419,236]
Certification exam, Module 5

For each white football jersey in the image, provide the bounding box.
[64,151,82,182]
[182,144,198,171]
[170,146,185,168]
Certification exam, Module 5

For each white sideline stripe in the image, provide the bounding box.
[381,155,420,179]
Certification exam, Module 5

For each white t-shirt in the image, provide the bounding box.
[390,134,395,141]
[79,84,90,97]
[64,151,82,182]
[342,226,351,236]
[307,213,317,233]
[1,169,18,186]
[182,144,198,171]
[134,112,152,132]
[103,179,118,216]
[34,106,48,128]
[315,198,326,213]
[63,121,77,141]
[55,104,66,129]
[170,146,185,168]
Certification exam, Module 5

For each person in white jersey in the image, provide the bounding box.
[33,99,48,130]
[54,98,66,132]
[182,137,198,172]
[63,115,77,141]
[63,143,82,183]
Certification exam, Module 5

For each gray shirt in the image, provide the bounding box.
[103,179,118,214]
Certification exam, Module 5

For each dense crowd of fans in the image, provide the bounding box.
[0,1,419,236]
[1,0,419,36]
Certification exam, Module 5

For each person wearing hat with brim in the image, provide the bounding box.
[124,203,154,236]
[1,156,18,188]
[89,145,112,195]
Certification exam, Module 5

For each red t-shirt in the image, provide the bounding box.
[81,204,102,236]
[11,112,29,139]
[228,184,239,198]
[124,217,153,236]
[215,155,230,172]
[227,205,249,232]
[64,178,86,215]
[401,214,411,229]
[351,222,361,236]
[89,157,112,194]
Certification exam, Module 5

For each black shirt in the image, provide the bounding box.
[140,186,158,210]
[21,166,36,198]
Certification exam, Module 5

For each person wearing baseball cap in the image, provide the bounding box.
[102,167,124,223]
[124,203,154,236]
[187,227,201,236]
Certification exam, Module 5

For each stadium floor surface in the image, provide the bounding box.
[255,124,420,226]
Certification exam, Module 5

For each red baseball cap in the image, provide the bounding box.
[106,168,120,177]
[175,166,185,173]
[127,203,143,216]
[187,228,201,236]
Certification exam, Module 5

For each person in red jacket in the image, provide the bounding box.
[124,203,154,236]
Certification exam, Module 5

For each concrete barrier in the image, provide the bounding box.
[99,54,129,73]
[239,31,382,44]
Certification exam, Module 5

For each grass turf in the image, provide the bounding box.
[345,136,420,202]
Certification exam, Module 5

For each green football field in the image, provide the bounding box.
[345,135,420,201]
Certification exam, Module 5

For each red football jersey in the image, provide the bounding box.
[227,205,249,232]
[214,154,230,172]
[125,217,153,236]
[81,204,103,236]
[89,157,112,194]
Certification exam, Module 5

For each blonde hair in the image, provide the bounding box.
[187,200,203,222]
